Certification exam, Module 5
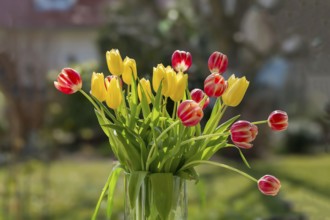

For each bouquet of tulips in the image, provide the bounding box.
[54,49,288,219]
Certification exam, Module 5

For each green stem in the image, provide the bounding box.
[146,120,181,170]
[180,132,230,146]
[172,101,177,119]
[91,170,112,220]
[178,160,258,182]
[80,90,100,111]
[252,120,268,125]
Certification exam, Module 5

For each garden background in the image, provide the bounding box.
[0,0,329,219]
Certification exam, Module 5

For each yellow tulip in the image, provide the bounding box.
[152,64,166,92]
[170,72,188,102]
[138,78,152,104]
[122,57,137,85]
[162,66,176,97]
[90,72,107,102]
[222,74,249,107]
[105,76,122,109]
[106,49,123,76]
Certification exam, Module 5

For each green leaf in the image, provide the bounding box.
[92,163,122,220]
[149,173,174,220]
[214,115,240,134]
[106,165,123,219]
[127,171,149,209]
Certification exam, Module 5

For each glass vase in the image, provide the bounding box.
[124,172,187,220]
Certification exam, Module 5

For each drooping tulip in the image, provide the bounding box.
[258,175,281,196]
[90,72,106,101]
[105,76,122,109]
[54,68,82,94]
[222,74,249,107]
[171,50,192,72]
[191,88,209,109]
[138,78,152,104]
[177,100,204,127]
[208,51,228,74]
[122,57,137,85]
[268,110,288,131]
[204,73,227,97]
[230,120,258,149]
[106,49,123,76]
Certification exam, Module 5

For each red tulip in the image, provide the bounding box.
[204,73,227,97]
[208,51,228,74]
[54,68,82,94]
[268,110,288,131]
[105,75,123,89]
[258,175,281,196]
[177,100,203,127]
[230,120,258,149]
[191,89,210,110]
[171,50,192,72]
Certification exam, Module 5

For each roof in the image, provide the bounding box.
[0,0,107,29]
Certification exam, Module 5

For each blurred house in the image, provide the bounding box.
[0,0,107,153]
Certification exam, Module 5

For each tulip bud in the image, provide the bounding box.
[204,73,227,97]
[105,76,122,109]
[268,110,288,131]
[222,74,249,107]
[138,78,152,104]
[177,100,204,127]
[258,175,281,196]
[171,50,192,72]
[106,49,124,76]
[208,51,228,74]
[152,64,166,92]
[105,75,123,88]
[54,68,82,94]
[122,57,137,85]
[170,72,188,102]
[90,72,106,102]
[191,88,209,109]
[230,120,258,149]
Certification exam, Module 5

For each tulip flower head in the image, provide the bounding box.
[268,110,288,131]
[204,73,227,97]
[208,51,228,74]
[105,75,123,89]
[222,74,249,107]
[105,76,122,109]
[138,78,152,104]
[54,68,82,94]
[258,175,281,196]
[122,57,137,85]
[230,120,258,149]
[106,49,124,76]
[152,64,166,92]
[90,72,106,102]
[171,50,192,72]
[177,100,204,127]
[170,72,188,102]
[191,88,210,109]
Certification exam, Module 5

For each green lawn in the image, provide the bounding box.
[1,154,330,220]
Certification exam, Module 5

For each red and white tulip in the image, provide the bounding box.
[54,68,82,94]
[268,110,288,131]
[258,175,281,196]
[230,120,258,149]
[191,89,210,110]
[204,73,227,97]
[177,100,203,127]
[171,50,192,72]
[208,51,228,74]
